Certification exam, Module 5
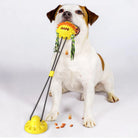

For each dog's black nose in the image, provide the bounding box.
[62,11,72,18]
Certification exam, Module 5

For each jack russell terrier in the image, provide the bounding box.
[46,4,119,128]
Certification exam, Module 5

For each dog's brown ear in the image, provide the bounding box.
[47,5,61,23]
[84,7,99,25]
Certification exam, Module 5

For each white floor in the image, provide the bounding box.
[0,69,138,137]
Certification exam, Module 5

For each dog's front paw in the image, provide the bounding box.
[83,116,96,128]
[46,111,59,121]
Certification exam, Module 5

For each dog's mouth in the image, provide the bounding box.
[74,25,80,36]
[60,20,80,36]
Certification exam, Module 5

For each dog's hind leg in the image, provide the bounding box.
[107,92,119,103]
[102,69,119,103]
[95,82,105,92]
[80,93,84,101]
[62,87,69,94]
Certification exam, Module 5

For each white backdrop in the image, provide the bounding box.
[0,0,138,137]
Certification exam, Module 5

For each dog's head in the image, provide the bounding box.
[47,5,98,37]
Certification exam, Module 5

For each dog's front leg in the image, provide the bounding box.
[46,77,62,121]
[83,83,96,128]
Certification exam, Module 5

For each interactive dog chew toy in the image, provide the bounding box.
[24,21,78,134]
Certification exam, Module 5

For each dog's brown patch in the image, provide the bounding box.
[97,53,105,71]
[47,5,62,22]
[79,6,99,26]
[79,6,89,25]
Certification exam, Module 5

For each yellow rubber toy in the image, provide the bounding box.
[24,116,48,134]
[24,22,77,135]
[56,21,78,39]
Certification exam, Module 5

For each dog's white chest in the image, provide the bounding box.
[54,40,83,91]
[61,56,83,92]
[53,39,102,92]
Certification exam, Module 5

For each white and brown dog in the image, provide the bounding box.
[46,4,119,128]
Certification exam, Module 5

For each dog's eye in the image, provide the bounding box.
[75,10,83,15]
[59,9,64,13]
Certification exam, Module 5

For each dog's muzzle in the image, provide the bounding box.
[62,11,72,19]
[61,11,80,36]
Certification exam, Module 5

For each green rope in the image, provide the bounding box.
[54,33,59,52]
[71,34,75,60]
[54,33,75,60]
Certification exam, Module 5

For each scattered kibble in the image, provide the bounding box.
[70,124,73,127]
[62,123,66,126]
[65,50,68,55]
[60,123,66,128]
[55,114,74,129]
[55,123,58,126]
[60,125,64,128]
[68,114,72,120]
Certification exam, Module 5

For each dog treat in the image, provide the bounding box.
[70,124,73,127]
[55,114,74,129]
[68,114,72,119]
[65,50,68,55]
[56,126,60,129]
[62,123,66,126]
[54,123,58,126]
[60,123,66,128]
[60,125,64,128]
[60,125,65,128]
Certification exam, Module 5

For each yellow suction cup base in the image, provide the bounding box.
[24,116,48,134]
